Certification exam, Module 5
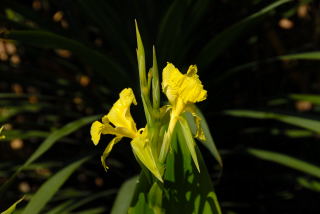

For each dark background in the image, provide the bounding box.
[1,0,320,213]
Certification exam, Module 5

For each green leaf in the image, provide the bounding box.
[221,51,320,84]
[2,130,49,141]
[70,207,105,214]
[270,128,313,138]
[111,176,138,214]
[163,124,221,214]
[0,115,98,196]
[59,190,116,213]
[279,51,320,60]
[0,30,127,88]
[23,115,98,167]
[130,123,222,214]
[135,21,153,126]
[290,94,320,105]
[178,117,200,172]
[185,107,222,167]
[151,47,160,110]
[44,200,75,214]
[2,0,54,30]
[147,182,163,214]
[297,177,320,192]
[1,197,24,214]
[248,148,320,179]
[196,0,291,68]
[225,110,320,133]
[76,0,134,68]
[21,156,91,214]
[0,105,42,123]
[156,0,187,62]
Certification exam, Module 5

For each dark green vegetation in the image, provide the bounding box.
[1,0,320,213]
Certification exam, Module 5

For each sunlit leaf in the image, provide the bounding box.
[1,196,24,214]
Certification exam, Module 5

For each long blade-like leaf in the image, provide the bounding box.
[23,115,98,167]
[21,156,91,214]
[44,200,75,214]
[290,94,320,105]
[179,117,200,172]
[70,207,105,214]
[248,148,320,179]
[1,197,24,214]
[0,115,98,196]
[110,176,138,214]
[185,106,222,167]
[60,190,116,213]
[225,110,320,133]
[279,51,320,60]
[220,51,320,84]
[196,0,291,68]
[0,30,128,88]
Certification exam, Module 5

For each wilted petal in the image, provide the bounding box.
[185,105,206,141]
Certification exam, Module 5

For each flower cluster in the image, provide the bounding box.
[90,62,207,182]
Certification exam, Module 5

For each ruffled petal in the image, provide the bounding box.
[162,63,184,104]
[182,65,207,103]
[162,63,207,106]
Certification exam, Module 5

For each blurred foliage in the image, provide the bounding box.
[1,0,320,213]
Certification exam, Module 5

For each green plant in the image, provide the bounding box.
[2,0,319,213]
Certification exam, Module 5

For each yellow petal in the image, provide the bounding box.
[90,121,104,145]
[131,129,163,182]
[101,137,122,171]
[162,63,183,103]
[106,88,137,138]
[162,63,207,105]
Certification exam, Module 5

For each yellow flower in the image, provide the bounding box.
[90,88,163,182]
[162,63,207,118]
[160,63,207,170]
